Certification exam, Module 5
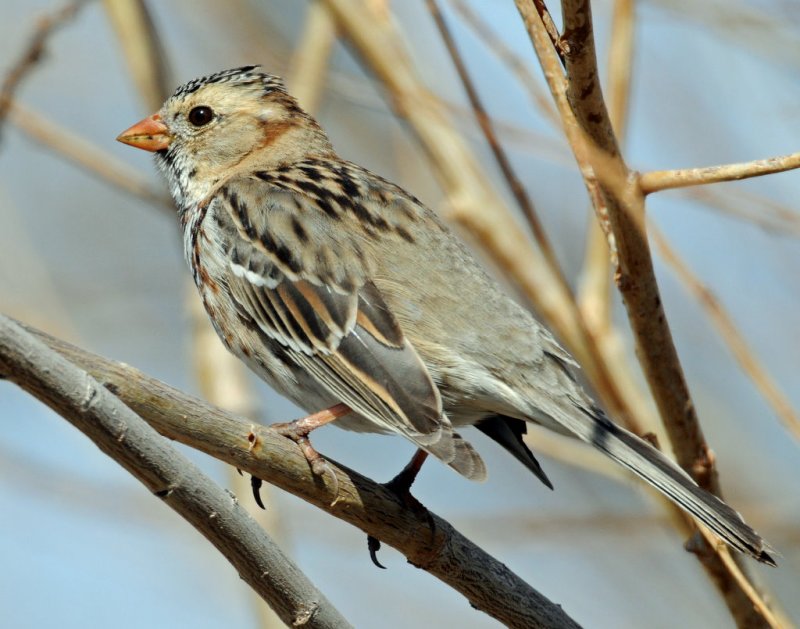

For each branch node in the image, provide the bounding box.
[154,486,175,499]
[292,602,320,626]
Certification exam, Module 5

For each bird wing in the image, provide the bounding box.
[215,177,453,453]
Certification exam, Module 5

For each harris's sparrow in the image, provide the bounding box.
[118,66,773,565]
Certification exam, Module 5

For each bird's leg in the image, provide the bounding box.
[271,403,350,501]
[368,449,433,569]
[385,449,429,498]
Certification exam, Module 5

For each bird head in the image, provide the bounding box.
[117,66,333,207]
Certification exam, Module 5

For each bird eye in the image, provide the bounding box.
[188,106,214,127]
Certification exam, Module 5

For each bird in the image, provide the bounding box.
[117,65,774,566]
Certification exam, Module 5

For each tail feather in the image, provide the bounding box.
[432,430,487,481]
[555,404,774,565]
[476,415,553,489]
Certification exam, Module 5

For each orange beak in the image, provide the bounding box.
[116,113,172,152]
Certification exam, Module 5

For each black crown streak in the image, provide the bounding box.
[171,65,287,99]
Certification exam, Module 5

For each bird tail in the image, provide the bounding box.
[421,429,487,481]
[554,403,775,565]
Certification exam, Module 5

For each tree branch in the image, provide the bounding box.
[0,0,88,137]
[639,151,800,194]
[0,314,351,629]
[6,100,171,211]
[651,227,800,443]
[2,318,580,629]
[426,0,569,301]
[513,1,778,625]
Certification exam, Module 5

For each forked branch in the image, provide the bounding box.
[0,317,580,629]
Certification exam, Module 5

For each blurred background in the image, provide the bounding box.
[1,0,798,627]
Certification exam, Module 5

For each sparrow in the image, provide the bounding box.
[117,66,774,565]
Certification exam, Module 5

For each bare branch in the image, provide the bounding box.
[7,101,171,211]
[651,227,800,443]
[0,315,351,629]
[7,319,580,629]
[513,0,779,624]
[0,0,88,136]
[688,185,800,238]
[287,1,338,113]
[576,0,634,400]
[532,0,568,65]
[102,0,170,112]
[426,0,572,308]
[695,525,784,628]
[450,0,559,126]
[639,151,800,195]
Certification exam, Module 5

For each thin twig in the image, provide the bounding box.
[651,227,800,443]
[451,1,800,241]
[287,0,338,113]
[639,151,800,195]
[7,101,171,211]
[450,0,559,126]
[576,0,633,366]
[688,185,800,238]
[102,0,170,112]
[0,315,351,629]
[532,0,568,65]
[0,0,88,136]
[426,0,573,311]
[10,320,581,629]
[513,1,778,625]
[695,525,782,629]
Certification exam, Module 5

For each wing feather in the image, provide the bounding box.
[218,179,450,451]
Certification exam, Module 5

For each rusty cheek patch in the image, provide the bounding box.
[258,119,294,150]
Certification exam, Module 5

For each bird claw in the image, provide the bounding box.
[367,535,387,569]
[367,460,436,568]
[251,475,266,509]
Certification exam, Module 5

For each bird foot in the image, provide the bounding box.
[367,450,435,569]
[272,418,340,503]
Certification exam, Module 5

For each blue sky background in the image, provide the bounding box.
[1,1,798,627]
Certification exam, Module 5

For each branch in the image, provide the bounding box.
[6,101,171,211]
[514,1,778,625]
[450,0,559,126]
[651,227,800,443]
[532,0,568,65]
[0,315,350,629]
[639,151,800,194]
[0,0,88,136]
[576,0,634,335]
[426,0,572,305]
[5,318,580,629]
[102,0,170,112]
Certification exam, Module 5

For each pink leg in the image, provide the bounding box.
[271,403,351,497]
